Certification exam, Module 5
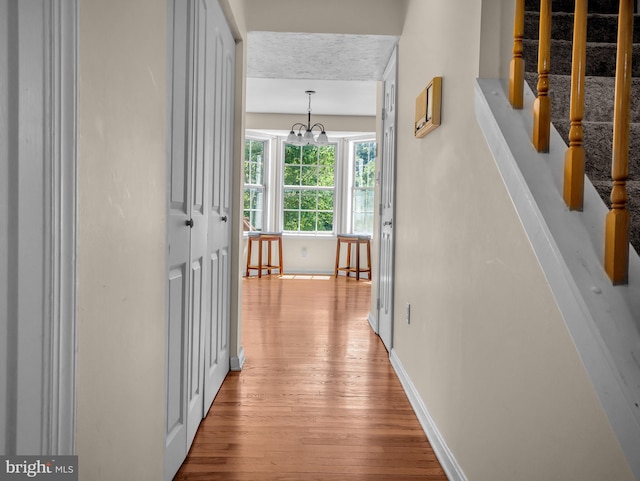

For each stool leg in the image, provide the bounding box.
[356,240,361,281]
[267,239,273,275]
[334,239,340,277]
[258,238,263,278]
[366,239,371,279]
[246,237,253,277]
[346,242,352,278]
[278,237,284,275]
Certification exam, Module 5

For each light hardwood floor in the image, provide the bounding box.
[174,275,448,480]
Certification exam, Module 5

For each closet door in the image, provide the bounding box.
[165,0,234,478]
[185,0,209,447]
[203,0,234,412]
[165,0,192,476]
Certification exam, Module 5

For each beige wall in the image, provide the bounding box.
[77,0,166,479]
[73,0,634,479]
[392,1,633,480]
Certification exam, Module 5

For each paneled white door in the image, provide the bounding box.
[203,0,234,411]
[165,0,234,479]
[165,0,193,475]
[378,48,397,352]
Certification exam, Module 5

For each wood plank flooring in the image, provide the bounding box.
[174,275,448,480]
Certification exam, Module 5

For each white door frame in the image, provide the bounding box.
[0,0,78,455]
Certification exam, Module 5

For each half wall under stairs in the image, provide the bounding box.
[476,77,640,480]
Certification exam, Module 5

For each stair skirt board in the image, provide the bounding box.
[475,78,640,480]
[390,349,468,481]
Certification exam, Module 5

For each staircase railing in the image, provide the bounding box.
[563,0,587,211]
[509,0,633,285]
[533,0,552,152]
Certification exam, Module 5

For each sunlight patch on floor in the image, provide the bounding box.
[279,274,332,280]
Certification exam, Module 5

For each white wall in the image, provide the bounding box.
[77,0,166,478]
[392,1,633,480]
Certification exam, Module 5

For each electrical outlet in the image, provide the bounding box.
[406,302,411,324]
[301,246,307,258]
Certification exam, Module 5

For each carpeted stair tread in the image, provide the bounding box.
[525,0,630,15]
[525,73,640,123]
[523,39,640,77]
[553,121,640,181]
[525,12,640,44]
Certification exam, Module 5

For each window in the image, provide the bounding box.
[282,143,336,233]
[243,139,266,231]
[351,140,376,235]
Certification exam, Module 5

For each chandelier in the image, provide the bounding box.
[286,90,329,146]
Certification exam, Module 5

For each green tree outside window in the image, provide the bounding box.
[283,143,335,233]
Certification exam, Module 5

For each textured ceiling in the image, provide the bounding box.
[246,32,398,117]
[247,32,398,81]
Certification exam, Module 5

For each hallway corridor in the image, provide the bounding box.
[174,276,448,480]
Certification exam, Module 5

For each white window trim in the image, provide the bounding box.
[278,138,341,236]
[347,136,377,235]
[244,131,375,237]
[244,132,274,233]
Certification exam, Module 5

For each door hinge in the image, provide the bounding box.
[376,298,381,310]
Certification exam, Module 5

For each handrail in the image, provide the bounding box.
[509,0,525,109]
[563,0,588,211]
[605,0,633,284]
[532,0,552,152]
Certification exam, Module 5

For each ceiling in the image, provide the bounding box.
[245,32,398,117]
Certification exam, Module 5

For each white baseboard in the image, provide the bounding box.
[230,347,245,371]
[390,349,467,481]
[367,311,377,334]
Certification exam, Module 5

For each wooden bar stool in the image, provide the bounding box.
[334,234,371,280]
[246,232,284,278]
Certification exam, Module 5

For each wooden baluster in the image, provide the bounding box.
[509,0,525,109]
[605,0,633,284]
[533,0,552,152]
[563,0,588,210]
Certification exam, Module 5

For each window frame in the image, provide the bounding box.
[348,138,377,236]
[279,140,339,235]
[243,134,272,232]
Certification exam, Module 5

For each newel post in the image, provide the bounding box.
[509,0,525,109]
[604,0,633,284]
[563,0,588,210]
[532,0,552,152]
